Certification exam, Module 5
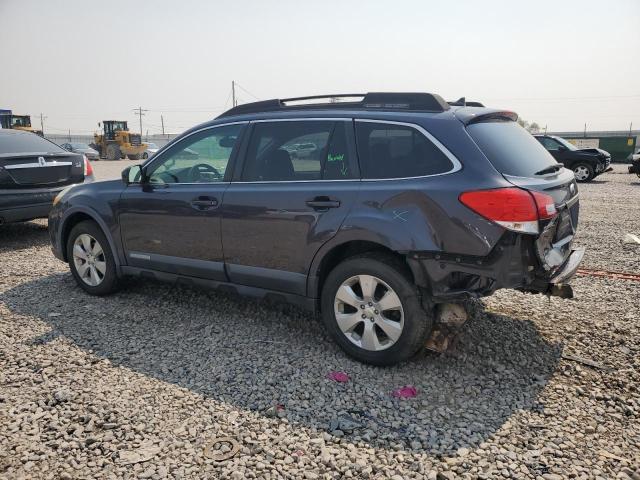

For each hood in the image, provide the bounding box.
[576,147,609,157]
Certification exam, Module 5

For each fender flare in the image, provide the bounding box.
[59,206,124,276]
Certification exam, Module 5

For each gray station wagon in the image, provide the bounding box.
[49,93,584,365]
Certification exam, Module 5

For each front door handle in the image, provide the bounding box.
[190,196,218,210]
[306,196,341,210]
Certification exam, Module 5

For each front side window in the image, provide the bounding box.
[355,122,453,179]
[241,121,354,181]
[146,124,243,184]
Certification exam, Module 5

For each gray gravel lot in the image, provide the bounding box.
[0,165,638,479]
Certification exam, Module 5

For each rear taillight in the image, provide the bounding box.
[459,187,557,234]
[83,155,93,177]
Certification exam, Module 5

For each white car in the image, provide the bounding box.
[143,142,160,159]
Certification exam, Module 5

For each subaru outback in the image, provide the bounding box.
[49,93,584,365]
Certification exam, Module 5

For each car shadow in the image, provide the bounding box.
[1,273,561,455]
[0,220,49,253]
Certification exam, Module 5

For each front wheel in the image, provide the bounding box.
[573,163,595,182]
[66,220,120,296]
[321,254,432,366]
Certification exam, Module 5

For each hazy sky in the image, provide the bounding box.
[1,0,638,135]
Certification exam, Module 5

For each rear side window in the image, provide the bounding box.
[0,131,65,155]
[355,122,453,179]
[242,121,354,181]
[468,121,558,177]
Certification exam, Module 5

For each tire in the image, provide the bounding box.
[66,220,120,296]
[106,144,121,161]
[573,163,595,182]
[129,153,141,160]
[142,152,149,159]
[321,253,432,366]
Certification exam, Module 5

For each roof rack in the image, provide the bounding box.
[217,92,450,118]
[448,97,485,108]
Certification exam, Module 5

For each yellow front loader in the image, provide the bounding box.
[92,120,147,160]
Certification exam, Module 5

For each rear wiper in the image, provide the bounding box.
[535,164,563,176]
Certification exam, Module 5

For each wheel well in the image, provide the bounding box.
[60,212,95,261]
[315,241,413,297]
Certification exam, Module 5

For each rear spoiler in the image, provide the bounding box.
[454,108,519,125]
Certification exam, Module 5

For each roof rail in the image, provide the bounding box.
[217,92,450,118]
[448,97,485,108]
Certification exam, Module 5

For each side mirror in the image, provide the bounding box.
[122,164,143,185]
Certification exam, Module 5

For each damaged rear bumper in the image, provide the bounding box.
[406,235,585,302]
[549,247,584,284]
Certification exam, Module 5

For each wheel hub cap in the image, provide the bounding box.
[72,233,106,287]
[334,274,404,351]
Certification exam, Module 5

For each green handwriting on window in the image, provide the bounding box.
[327,153,344,162]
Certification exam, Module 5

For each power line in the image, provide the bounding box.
[234,82,261,101]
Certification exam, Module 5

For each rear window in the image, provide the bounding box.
[467,121,558,177]
[0,131,65,155]
[355,122,454,179]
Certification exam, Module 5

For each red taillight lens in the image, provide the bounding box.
[459,187,556,234]
[83,155,93,177]
[530,191,557,219]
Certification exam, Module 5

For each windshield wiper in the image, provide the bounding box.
[535,164,563,176]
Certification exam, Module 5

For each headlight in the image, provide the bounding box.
[53,185,74,206]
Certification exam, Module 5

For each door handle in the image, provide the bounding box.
[190,196,218,210]
[306,196,341,210]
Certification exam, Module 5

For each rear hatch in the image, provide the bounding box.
[0,131,84,189]
[466,118,579,273]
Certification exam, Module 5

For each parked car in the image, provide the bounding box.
[49,92,583,365]
[61,142,100,161]
[143,142,160,159]
[629,146,640,177]
[534,134,611,182]
[1,129,94,224]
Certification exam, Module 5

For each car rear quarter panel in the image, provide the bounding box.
[307,115,517,297]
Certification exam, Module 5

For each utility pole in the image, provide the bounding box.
[39,113,47,134]
[232,80,237,107]
[161,114,165,137]
[133,106,148,135]
[68,129,71,142]
[584,123,587,138]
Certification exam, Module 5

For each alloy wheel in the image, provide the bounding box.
[333,274,404,351]
[72,234,106,286]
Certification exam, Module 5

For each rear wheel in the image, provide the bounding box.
[142,152,149,159]
[321,253,432,366]
[66,221,120,296]
[106,144,121,161]
[573,163,594,182]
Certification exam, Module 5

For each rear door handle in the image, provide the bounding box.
[306,196,341,210]
[190,196,218,210]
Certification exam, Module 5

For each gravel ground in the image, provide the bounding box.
[0,165,638,479]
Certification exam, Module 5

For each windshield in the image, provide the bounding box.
[553,136,578,151]
[146,143,158,149]
[71,143,90,149]
[468,121,559,177]
[11,116,31,128]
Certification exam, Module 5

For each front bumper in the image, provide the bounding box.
[629,161,640,175]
